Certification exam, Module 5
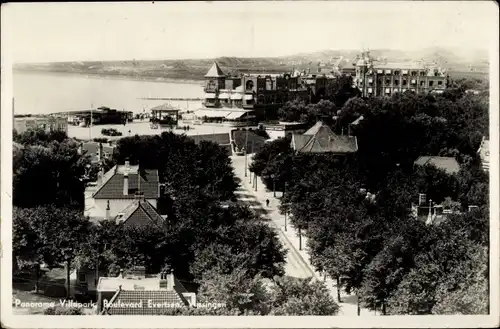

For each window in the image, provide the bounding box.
[437,80,443,86]
[385,79,391,85]
[368,78,373,84]
[420,81,425,86]
[420,71,426,77]
[394,79,399,86]
[429,80,434,87]
[246,80,254,91]
[402,79,407,86]
[411,71,417,76]
[394,88,399,92]
[394,70,400,75]
[78,273,87,283]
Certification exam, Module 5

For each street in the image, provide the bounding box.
[230,154,376,316]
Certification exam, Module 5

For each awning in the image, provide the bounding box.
[368,78,373,83]
[402,70,408,75]
[368,88,373,93]
[244,95,253,100]
[385,88,390,93]
[385,70,392,74]
[394,88,399,92]
[230,94,243,100]
[411,80,416,84]
[195,110,231,118]
[218,93,229,99]
[204,93,216,99]
[377,69,383,74]
[225,112,248,120]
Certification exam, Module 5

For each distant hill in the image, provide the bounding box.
[14,47,489,82]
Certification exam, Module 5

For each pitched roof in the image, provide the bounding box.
[116,198,164,227]
[92,165,160,199]
[190,133,231,145]
[102,289,188,315]
[205,62,225,78]
[293,121,358,154]
[414,156,460,174]
[150,103,180,112]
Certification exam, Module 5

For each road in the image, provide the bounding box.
[231,155,314,278]
[230,154,376,316]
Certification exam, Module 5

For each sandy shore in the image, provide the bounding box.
[69,120,234,141]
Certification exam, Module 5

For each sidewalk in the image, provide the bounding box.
[233,156,376,316]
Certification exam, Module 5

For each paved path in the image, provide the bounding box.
[231,155,376,316]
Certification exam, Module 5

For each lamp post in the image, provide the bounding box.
[272,174,276,197]
[284,208,288,231]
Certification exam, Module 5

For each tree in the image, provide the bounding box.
[249,135,292,178]
[113,132,238,201]
[269,276,339,315]
[13,206,91,298]
[13,207,44,292]
[277,99,309,122]
[13,139,91,209]
[432,245,488,315]
[197,268,270,315]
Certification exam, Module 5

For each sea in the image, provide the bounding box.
[13,71,205,115]
[11,71,234,140]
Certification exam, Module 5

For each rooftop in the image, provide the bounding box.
[292,121,358,154]
[92,164,160,199]
[150,103,181,112]
[116,196,165,227]
[414,156,460,175]
[205,62,225,78]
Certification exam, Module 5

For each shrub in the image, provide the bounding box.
[44,306,83,315]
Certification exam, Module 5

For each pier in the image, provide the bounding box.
[138,97,203,101]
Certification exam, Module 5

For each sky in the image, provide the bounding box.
[1,1,498,63]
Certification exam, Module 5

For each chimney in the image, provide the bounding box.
[134,191,145,201]
[159,271,168,289]
[123,172,129,196]
[468,205,478,212]
[418,193,427,206]
[105,200,110,219]
[168,269,175,291]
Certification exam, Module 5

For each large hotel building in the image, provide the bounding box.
[200,62,337,122]
[350,51,448,97]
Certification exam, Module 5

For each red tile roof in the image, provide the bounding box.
[93,166,160,199]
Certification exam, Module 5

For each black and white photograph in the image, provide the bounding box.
[1,1,498,328]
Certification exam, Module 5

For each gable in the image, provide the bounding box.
[93,169,159,199]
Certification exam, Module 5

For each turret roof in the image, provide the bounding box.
[205,62,225,78]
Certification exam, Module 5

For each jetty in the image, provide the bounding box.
[138,97,203,101]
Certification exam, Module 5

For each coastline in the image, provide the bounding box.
[13,68,205,86]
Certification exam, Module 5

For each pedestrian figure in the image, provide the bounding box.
[266,199,270,207]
